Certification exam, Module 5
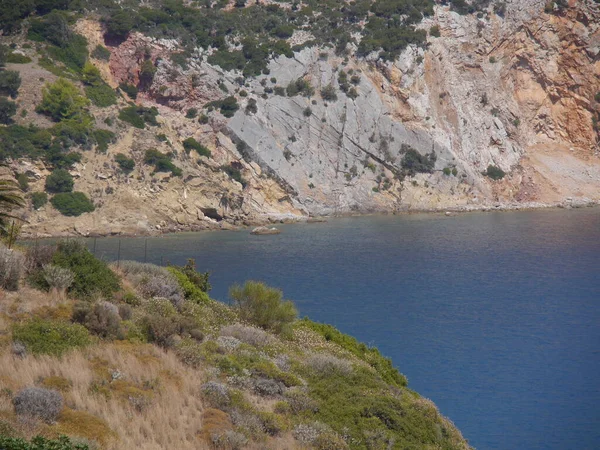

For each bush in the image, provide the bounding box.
[52,240,120,298]
[106,11,135,40]
[286,78,314,97]
[118,105,158,128]
[115,153,135,172]
[0,70,21,98]
[429,25,441,37]
[92,45,111,61]
[31,192,48,209]
[0,96,16,124]
[13,387,63,423]
[230,281,297,334]
[119,82,138,100]
[137,273,184,308]
[484,164,506,180]
[85,84,117,107]
[185,108,198,119]
[16,172,28,191]
[73,301,123,340]
[167,267,210,305]
[0,244,24,291]
[6,52,32,64]
[93,129,116,153]
[400,146,436,176]
[45,169,74,193]
[220,324,273,347]
[0,436,88,450]
[245,98,257,115]
[51,192,94,216]
[12,319,91,356]
[182,137,211,157]
[320,84,337,101]
[303,106,312,117]
[306,353,352,376]
[144,148,182,176]
[221,163,247,187]
[43,264,74,293]
[37,79,90,122]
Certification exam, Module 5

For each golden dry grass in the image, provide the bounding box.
[0,342,211,449]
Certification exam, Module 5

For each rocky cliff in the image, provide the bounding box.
[4,0,600,236]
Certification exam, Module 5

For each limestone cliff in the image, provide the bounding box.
[5,0,600,236]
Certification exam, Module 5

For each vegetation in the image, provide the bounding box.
[118,105,158,129]
[484,164,506,180]
[37,79,89,122]
[144,149,182,176]
[182,137,211,157]
[31,192,48,209]
[13,319,91,356]
[114,153,135,173]
[0,172,25,236]
[45,169,74,193]
[0,96,16,124]
[400,145,436,176]
[0,436,88,450]
[206,96,239,118]
[221,162,246,187]
[0,70,21,98]
[51,192,95,217]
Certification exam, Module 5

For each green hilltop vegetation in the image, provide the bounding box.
[0,240,472,449]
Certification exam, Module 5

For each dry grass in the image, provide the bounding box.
[0,342,211,449]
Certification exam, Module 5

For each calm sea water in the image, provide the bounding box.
[85,208,600,449]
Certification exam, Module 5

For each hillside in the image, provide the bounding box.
[0,241,471,449]
[0,0,598,237]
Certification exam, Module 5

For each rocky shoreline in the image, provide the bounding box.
[20,199,599,239]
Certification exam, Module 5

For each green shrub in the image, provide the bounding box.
[0,70,21,98]
[167,267,210,305]
[230,281,297,334]
[0,97,16,124]
[185,108,198,119]
[37,79,90,122]
[16,173,28,191]
[52,240,120,298]
[31,192,48,209]
[13,319,91,356]
[595,92,600,103]
[182,137,211,157]
[6,52,32,64]
[51,192,95,216]
[400,146,436,176]
[85,84,117,107]
[119,82,138,100]
[206,96,239,118]
[72,301,124,340]
[105,11,135,40]
[429,25,440,37]
[484,164,506,180]
[221,163,246,187]
[144,149,182,176]
[115,153,135,172]
[299,318,407,388]
[320,84,337,101]
[0,435,89,450]
[286,78,314,97]
[92,45,111,61]
[139,59,156,89]
[93,129,116,153]
[118,105,158,128]
[45,169,74,193]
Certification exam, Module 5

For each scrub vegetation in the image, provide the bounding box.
[0,241,471,449]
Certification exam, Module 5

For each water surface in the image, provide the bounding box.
[84,208,600,449]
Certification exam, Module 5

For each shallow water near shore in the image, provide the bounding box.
[62,208,600,449]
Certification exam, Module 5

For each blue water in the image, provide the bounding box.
[87,208,600,449]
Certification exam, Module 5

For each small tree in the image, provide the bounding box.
[230,281,297,335]
[45,169,74,193]
[0,70,21,98]
[37,78,89,122]
[0,96,16,124]
[42,264,74,299]
[321,84,337,101]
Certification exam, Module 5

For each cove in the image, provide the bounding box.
[78,208,600,449]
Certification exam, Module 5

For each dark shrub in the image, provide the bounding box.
[12,319,91,356]
[115,153,135,172]
[320,84,337,101]
[13,387,63,423]
[85,84,117,107]
[400,146,436,176]
[230,281,297,334]
[52,240,120,298]
[144,149,182,176]
[0,436,88,449]
[45,169,73,193]
[73,301,123,339]
[106,11,135,40]
[118,105,158,128]
[31,192,48,210]
[182,137,211,157]
[119,82,138,100]
[92,45,111,61]
[484,164,506,180]
[0,97,16,123]
[93,129,116,153]
[221,163,246,187]
[0,70,21,98]
[51,192,95,216]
